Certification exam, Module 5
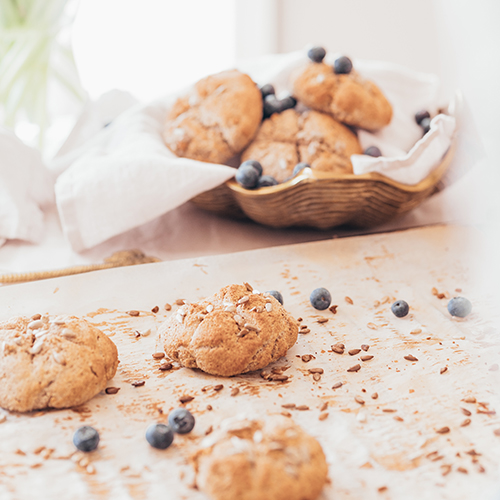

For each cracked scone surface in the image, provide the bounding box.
[195,416,328,500]
[159,284,298,377]
[291,62,392,131]
[241,109,362,182]
[163,70,263,164]
[0,316,118,412]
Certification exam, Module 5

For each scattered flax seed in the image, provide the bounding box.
[332,346,344,355]
[308,368,324,374]
[179,395,194,403]
[436,426,450,434]
[461,408,472,416]
[134,331,141,338]
[175,299,185,306]
[320,402,328,412]
[378,486,388,493]
[296,405,309,411]
[313,373,321,381]
[361,344,370,352]
[127,310,140,317]
[393,416,404,422]
[329,305,338,314]
[477,409,496,415]
[244,282,253,292]
[319,412,329,421]
[282,404,296,409]
[355,396,365,405]
[426,451,438,459]
[457,467,468,474]
[493,429,500,436]
[151,306,159,313]
[299,328,310,334]
[465,449,481,456]
[431,287,438,296]
[371,393,378,400]
[301,355,314,362]
[105,387,120,395]
[360,355,374,362]
[152,352,165,359]
[213,384,224,391]
[297,317,303,322]
[34,446,45,455]
[462,396,476,403]
[230,387,239,396]
[131,381,145,387]
[269,374,289,382]
[281,411,292,418]
[205,426,213,435]
[367,323,377,330]
[383,409,396,413]
[348,349,361,356]
[440,367,448,374]
[461,419,471,427]
[206,405,213,411]
[476,464,486,473]
[141,329,151,337]
[317,318,328,324]
[441,464,452,476]
[0,414,6,424]
[373,300,380,308]
[410,329,422,335]
[345,296,353,305]
[404,355,418,362]
[347,364,361,372]
[159,362,172,371]
[332,382,343,389]
[260,370,271,380]
[164,303,172,311]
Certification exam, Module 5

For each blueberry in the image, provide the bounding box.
[236,164,260,189]
[293,162,310,176]
[419,117,431,135]
[279,95,297,111]
[260,84,275,99]
[310,288,331,310]
[364,146,382,157]
[258,175,278,188]
[307,46,326,63]
[447,297,472,318]
[240,159,263,177]
[168,408,195,434]
[73,426,100,452]
[266,290,284,305]
[263,94,282,119]
[145,423,174,449]
[391,300,409,318]
[414,110,430,125]
[333,56,353,75]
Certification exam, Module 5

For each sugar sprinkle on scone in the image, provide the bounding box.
[0,315,118,412]
[291,61,393,131]
[194,415,328,500]
[159,284,298,376]
[163,70,263,164]
[241,109,362,182]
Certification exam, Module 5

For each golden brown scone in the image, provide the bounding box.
[163,70,263,164]
[241,109,362,182]
[291,62,392,131]
[0,315,118,412]
[159,284,298,377]
[194,416,328,500]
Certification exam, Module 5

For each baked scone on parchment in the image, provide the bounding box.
[291,61,392,131]
[163,69,263,164]
[0,315,118,412]
[194,416,328,500]
[241,108,362,182]
[159,284,298,376]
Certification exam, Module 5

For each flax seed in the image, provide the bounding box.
[462,396,476,403]
[308,368,324,374]
[361,344,369,351]
[332,382,343,389]
[105,387,120,394]
[371,392,378,399]
[152,352,165,359]
[348,349,361,356]
[345,296,353,304]
[329,305,338,314]
[404,355,418,362]
[213,384,224,391]
[320,402,328,411]
[179,395,194,403]
[205,426,213,435]
[440,367,448,374]
[127,310,140,317]
[355,396,365,405]
[461,408,471,416]
[301,354,314,362]
[164,303,172,311]
[270,374,289,382]
[131,380,145,387]
[159,362,172,371]
[457,467,468,474]
[360,355,374,361]
[230,387,239,397]
[175,299,185,306]
[393,416,404,422]
[431,287,438,296]
[299,328,310,334]
[296,405,309,411]
[282,404,296,409]
[281,411,291,418]
[436,426,450,434]
[319,412,328,421]
[206,405,213,411]
[151,306,159,313]
[461,418,471,427]
[244,282,253,292]
[383,409,396,413]
[332,346,344,354]
[313,373,321,381]
[410,329,422,334]
[441,464,452,476]
[317,318,328,324]
[347,364,361,372]
[297,317,303,322]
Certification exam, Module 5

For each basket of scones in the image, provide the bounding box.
[163,47,458,229]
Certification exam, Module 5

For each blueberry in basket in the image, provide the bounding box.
[447,297,472,318]
[333,56,353,75]
[263,94,297,119]
[73,426,100,452]
[146,423,174,449]
[266,290,284,305]
[414,109,431,125]
[260,83,276,99]
[391,300,409,318]
[293,162,311,176]
[236,161,262,189]
[310,288,332,310]
[241,159,263,176]
[258,175,278,188]
[168,408,195,434]
[307,46,327,63]
[364,146,382,157]
[419,117,431,135]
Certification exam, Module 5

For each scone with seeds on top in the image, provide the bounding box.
[159,284,298,377]
[0,315,118,412]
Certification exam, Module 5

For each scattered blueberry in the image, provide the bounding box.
[310,288,332,310]
[266,290,284,305]
[236,163,260,189]
[168,408,195,434]
[391,300,409,318]
[333,56,353,75]
[447,297,472,318]
[293,162,310,176]
[240,159,263,177]
[145,423,174,449]
[419,117,431,135]
[263,94,282,119]
[307,46,326,63]
[258,175,278,188]
[260,84,275,99]
[364,146,382,157]
[414,109,430,125]
[280,95,297,111]
[73,426,100,452]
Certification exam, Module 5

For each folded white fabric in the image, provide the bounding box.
[0,127,54,247]
[55,50,455,251]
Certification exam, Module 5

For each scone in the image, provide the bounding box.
[291,62,392,131]
[159,284,298,376]
[241,108,362,182]
[0,315,118,412]
[163,70,263,164]
[194,416,328,500]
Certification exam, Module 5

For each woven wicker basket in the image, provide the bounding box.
[191,141,455,229]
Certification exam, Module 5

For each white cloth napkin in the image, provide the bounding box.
[54,50,457,251]
[0,127,54,247]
